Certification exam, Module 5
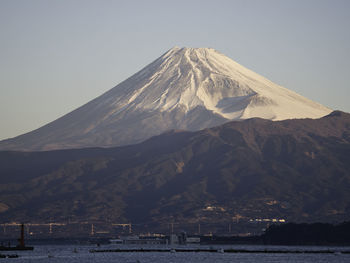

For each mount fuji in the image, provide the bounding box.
[0,47,331,151]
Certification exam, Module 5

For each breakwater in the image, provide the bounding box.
[90,248,350,254]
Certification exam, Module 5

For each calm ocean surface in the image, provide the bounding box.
[6,244,350,263]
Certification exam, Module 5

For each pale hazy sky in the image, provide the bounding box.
[1,0,349,140]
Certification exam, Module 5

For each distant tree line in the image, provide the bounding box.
[262,221,350,245]
[201,221,350,245]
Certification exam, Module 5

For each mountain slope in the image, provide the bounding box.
[0,47,331,151]
[0,111,349,226]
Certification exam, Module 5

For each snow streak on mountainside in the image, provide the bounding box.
[0,47,331,151]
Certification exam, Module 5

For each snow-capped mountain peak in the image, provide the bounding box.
[105,47,330,121]
[0,47,332,151]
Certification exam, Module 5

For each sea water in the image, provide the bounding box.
[6,244,350,263]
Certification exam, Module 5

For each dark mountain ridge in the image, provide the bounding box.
[0,111,349,228]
